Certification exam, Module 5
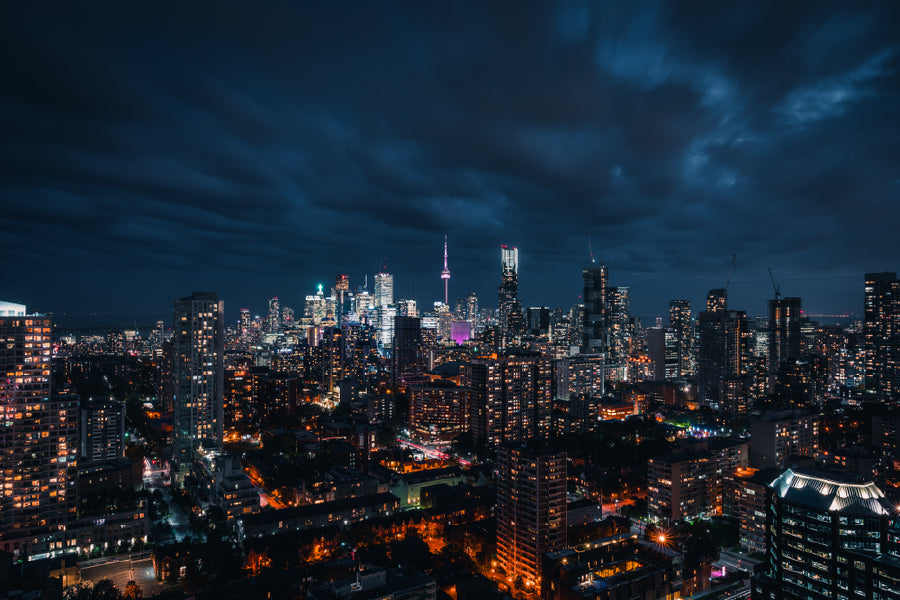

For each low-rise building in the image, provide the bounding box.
[239,492,400,538]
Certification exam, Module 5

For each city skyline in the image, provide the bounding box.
[2,3,899,319]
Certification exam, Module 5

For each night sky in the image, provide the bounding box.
[2,2,899,323]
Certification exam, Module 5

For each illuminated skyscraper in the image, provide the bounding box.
[496,441,566,589]
[466,292,479,325]
[374,271,394,309]
[463,351,551,447]
[668,299,693,377]
[0,309,78,557]
[864,272,899,401]
[267,296,280,332]
[333,274,350,323]
[608,286,631,365]
[697,289,749,410]
[440,235,451,306]
[768,296,802,393]
[498,245,524,337]
[581,261,608,354]
[707,288,727,313]
[172,292,224,469]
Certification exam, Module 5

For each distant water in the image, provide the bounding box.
[50,313,169,333]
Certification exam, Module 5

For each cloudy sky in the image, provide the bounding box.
[2,1,898,323]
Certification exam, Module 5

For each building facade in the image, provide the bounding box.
[172,292,224,469]
[865,272,899,401]
[0,311,78,558]
[497,442,567,590]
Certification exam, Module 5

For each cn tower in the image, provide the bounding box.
[441,235,451,305]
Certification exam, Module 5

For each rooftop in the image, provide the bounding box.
[770,467,893,516]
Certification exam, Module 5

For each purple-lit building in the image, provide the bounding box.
[450,320,472,345]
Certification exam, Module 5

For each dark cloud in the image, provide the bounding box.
[1,0,898,321]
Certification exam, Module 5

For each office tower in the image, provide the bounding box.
[498,245,524,337]
[0,310,78,557]
[240,308,251,333]
[334,274,350,322]
[706,288,727,313]
[752,468,895,600]
[496,441,566,590]
[392,316,422,385]
[281,306,294,329]
[466,292,479,324]
[768,297,802,393]
[645,327,666,380]
[697,291,749,409]
[172,292,224,468]
[397,298,417,317]
[527,306,550,336]
[668,300,693,377]
[80,398,126,461]
[440,235,451,306]
[749,409,819,469]
[267,296,281,332]
[374,271,394,309]
[581,262,608,354]
[864,272,899,401]
[647,437,748,522]
[607,286,631,365]
[322,326,344,394]
[463,351,551,447]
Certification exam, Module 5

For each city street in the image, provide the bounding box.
[80,557,175,597]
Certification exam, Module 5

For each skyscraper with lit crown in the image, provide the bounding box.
[498,245,524,337]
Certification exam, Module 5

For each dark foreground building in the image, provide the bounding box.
[752,467,900,600]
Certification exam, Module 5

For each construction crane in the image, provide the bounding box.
[725,254,737,292]
[768,267,781,301]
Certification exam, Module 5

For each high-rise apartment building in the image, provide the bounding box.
[668,299,693,377]
[768,297,802,393]
[498,245,524,338]
[581,262,608,354]
[0,310,78,558]
[172,292,224,469]
[752,468,897,600]
[607,286,631,366]
[496,441,566,589]
[463,351,551,448]
[864,272,899,401]
[697,293,750,410]
[267,296,281,332]
[80,398,126,462]
[647,437,748,522]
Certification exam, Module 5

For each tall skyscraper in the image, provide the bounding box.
[706,288,727,313]
[267,296,281,332]
[864,272,899,401]
[607,286,631,365]
[1,309,78,558]
[697,290,749,410]
[466,292,479,325]
[463,351,551,447]
[768,296,802,393]
[581,261,608,354]
[334,274,350,322]
[374,270,394,309]
[498,245,524,338]
[440,235,451,306]
[668,299,693,378]
[173,292,224,469]
[496,441,566,589]
[392,315,422,385]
